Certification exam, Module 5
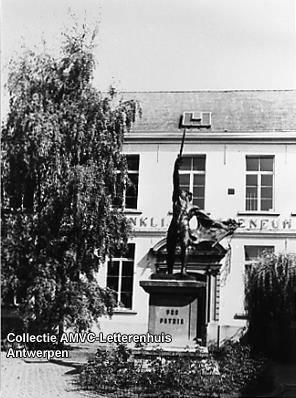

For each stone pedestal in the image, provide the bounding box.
[140,276,206,347]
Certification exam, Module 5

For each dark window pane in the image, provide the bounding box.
[125,196,137,209]
[246,175,257,186]
[260,157,273,171]
[120,291,132,309]
[127,174,138,192]
[121,276,133,292]
[126,185,137,197]
[245,246,274,261]
[179,174,190,186]
[126,244,135,260]
[246,157,259,171]
[246,201,257,211]
[107,276,119,292]
[246,187,257,197]
[246,195,257,211]
[261,187,273,199]
[122,261,134,277]
[179,157,192,171]
[125,174,138,209]
[193,197,204,208]
[193,156,206,171]
[261,199,273,211]
[245,246,259,261]
[194,174,205,186]
[126,186,137,201]
[107,261,119,276]
[124,156,139,210]
[127,155,139,171]
[244,247,255,261]
[112,291,119,304]
[193,186,205,196]
[261,175,273,186]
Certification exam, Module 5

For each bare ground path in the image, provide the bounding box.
[1,352,101,398]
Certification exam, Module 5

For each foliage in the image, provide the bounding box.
[79,341,267,397]
[214,340,267,395]
[1,24,139,335]
[245,252,296,360]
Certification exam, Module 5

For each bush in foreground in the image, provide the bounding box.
[79,341,268,397]
[245,252,296,361]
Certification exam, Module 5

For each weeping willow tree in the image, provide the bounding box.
[245,253,296,360]
[1,25,139,336]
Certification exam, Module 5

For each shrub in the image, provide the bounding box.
[214,340,268,394]
[245,253,296,360]
[78,341,268,397]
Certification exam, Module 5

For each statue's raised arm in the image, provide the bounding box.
[172,155,182,204]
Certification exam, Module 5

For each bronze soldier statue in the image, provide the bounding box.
[166,155,240,275]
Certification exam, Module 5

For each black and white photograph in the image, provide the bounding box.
[1,0,296,397]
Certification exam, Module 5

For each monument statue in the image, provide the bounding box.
[166,155,240,275]
[140,131,241,349]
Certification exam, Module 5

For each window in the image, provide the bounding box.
[179,155,206,209]
[125,155,139,209]
[244,245,274,270]
[246,156,274,211]
[244,245,274,312]
[113,155,139,209]
[106,244,135,309]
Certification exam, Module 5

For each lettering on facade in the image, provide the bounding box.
[139,217,148,227]
[150,218,158,227]
[237,218,294,231]
[128,215,295,231]
[129,217,137,227]
[283,220,292,229]
[272,220,279,229]
[127,216,170,230]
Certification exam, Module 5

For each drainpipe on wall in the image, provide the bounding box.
[217,324,220,348]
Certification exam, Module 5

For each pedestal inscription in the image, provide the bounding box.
[140,278,205,347]
[151,298,198,344]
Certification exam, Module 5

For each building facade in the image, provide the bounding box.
[95,90,296,345]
